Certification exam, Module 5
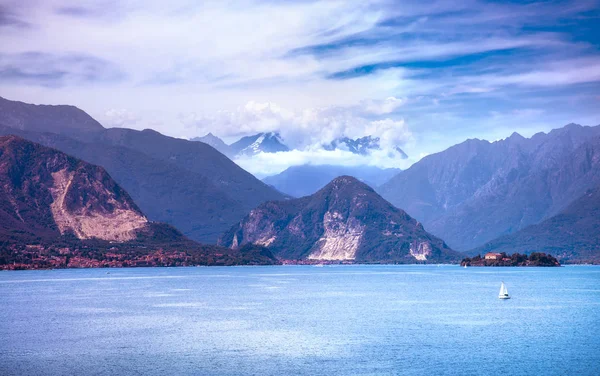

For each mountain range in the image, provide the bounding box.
[379,123,600,251]
[263,165,401,197]
[0,96,285,243]
[0,135,278,268]
[219,176,460,263]
[2,96,600,263]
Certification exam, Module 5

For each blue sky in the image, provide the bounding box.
[1,0,599,175]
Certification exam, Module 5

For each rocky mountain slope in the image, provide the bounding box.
[471,187,600,262]
[0,96,285,243]
[263,165,401,197]
[0,136,278,268]
[219,176,459,263]
[379,123,600,251]
[0,135,149,242]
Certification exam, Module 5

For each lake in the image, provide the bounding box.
[1,265,599,375]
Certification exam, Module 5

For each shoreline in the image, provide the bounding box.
[4,262,597,272]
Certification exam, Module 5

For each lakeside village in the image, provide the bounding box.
[1,240,562,270]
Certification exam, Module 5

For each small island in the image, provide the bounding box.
[461,252,560,267]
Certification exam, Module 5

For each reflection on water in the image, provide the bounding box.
[1,265,599,376]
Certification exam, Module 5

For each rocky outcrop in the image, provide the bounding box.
[219,176,460,263]
[48,168,148,241]
[308,211,364,260]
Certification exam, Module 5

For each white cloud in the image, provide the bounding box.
[361,97,406,115]
[104,108,141,128]
[234,148,414,178]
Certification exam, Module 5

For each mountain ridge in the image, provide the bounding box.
[379,123,600,250]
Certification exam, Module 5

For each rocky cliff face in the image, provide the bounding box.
[379,123,600,251]
[0,135,150,242]
[219,176,460,263]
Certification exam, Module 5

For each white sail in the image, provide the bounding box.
[498,282,510,299]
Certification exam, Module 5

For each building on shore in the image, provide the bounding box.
[484,252,503,260]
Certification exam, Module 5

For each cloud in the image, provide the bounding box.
[104,108,141,128]
[235,147,414,178]
[0,4,30,28]
[0,52,125,87]
[181,99,413,150]
[0,0,598,171]
[361,96,406,115]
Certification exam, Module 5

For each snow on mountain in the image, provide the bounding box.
[228,132,290,157]
[191,132,408,162]
[324,136,408,159]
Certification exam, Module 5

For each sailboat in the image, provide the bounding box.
[498,282,510,299]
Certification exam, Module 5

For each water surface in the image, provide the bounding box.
[1,265,599,375]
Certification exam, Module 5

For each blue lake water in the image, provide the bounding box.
[1,265,599,376]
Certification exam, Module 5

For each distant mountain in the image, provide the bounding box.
[219,176,459,263]
[471,187,600,262]
[229,132,289,157]
[379,123,600,251]
[190,132,231,155]
[0,136,278,268]
[191,131,289,158]
[263,165,401,197]
[325,135,408,159]
[0,97,285,243]
[0,96,103,133]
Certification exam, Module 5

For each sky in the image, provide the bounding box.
[1,0,600,176]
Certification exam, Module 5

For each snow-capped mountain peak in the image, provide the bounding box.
[229,132,289,157]
[191,131,407,160]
